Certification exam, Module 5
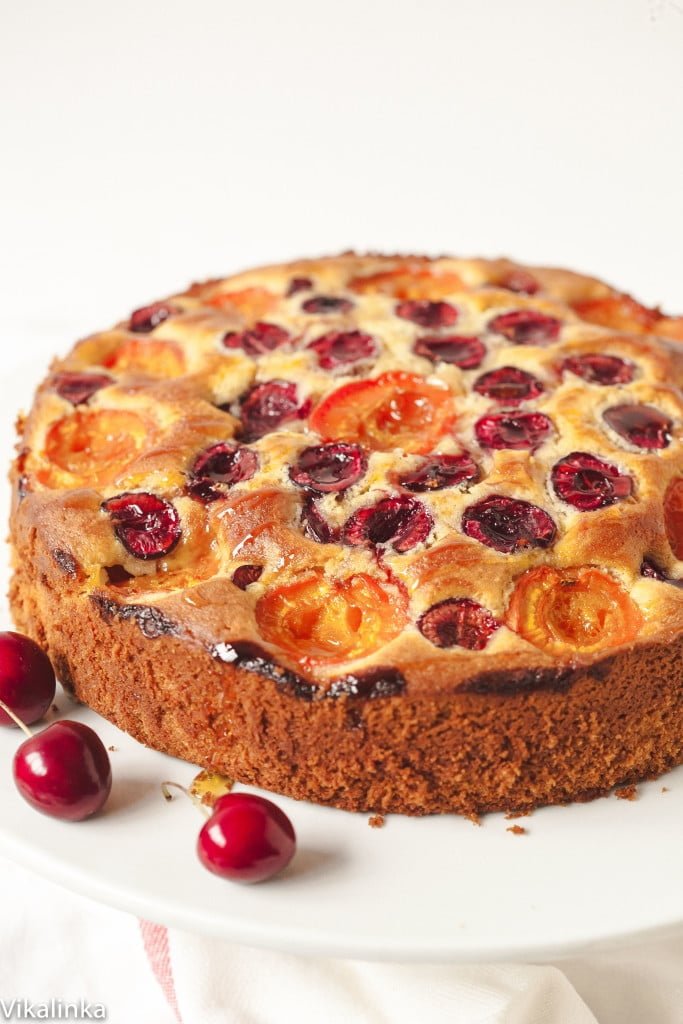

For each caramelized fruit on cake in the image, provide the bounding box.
[9,253,683,815]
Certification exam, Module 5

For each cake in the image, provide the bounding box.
[9,253,683,816]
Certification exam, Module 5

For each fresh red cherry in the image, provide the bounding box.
[197,793,296,883]
[0,632,56,727]
[13,720,112,822]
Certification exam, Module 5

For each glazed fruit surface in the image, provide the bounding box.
[14,253,683,686]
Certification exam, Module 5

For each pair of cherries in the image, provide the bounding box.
[0,631,295,883]
[0,631,111,821]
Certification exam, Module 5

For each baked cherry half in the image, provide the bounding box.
[343,495,433,553]
[413,334,485,369]
[232,564,263,590]
[641,557,666,580]
[188,442,259,502]
[551,452,633,510]
[289,442,367,494]
[640,558,683,587]
[301,295,353,314]
[418,598,500,650]
[397,453,480,492]
[102,492,182,559]
[129,301,179,333]
[51,372,113,406]
[560,353,635,386]
[496,269,540,295]
[300,500,338,544]
[286,276,313,296]
[462,495,556,553]
[488,310,561,345]
[602,404,672,449]
[307,330,378,370]
[310,371,454,454]
[475,411,553,451]
[239,380,311,441]
[395,300,458,328]
[222,322,291,357]
[472,366,544,404]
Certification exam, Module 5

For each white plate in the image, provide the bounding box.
[0,364,682,963]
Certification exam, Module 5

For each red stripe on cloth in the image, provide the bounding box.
[139,919,183,1023]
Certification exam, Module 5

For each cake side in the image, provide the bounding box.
[10,488,683,816]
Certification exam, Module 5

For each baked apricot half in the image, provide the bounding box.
[103,338,186,378]
[207,286,277,321]
[255,569,408,664]
[348,265,464,300]
[573,293,683,340]
[664,478,683,559]
[506,565,642,656]
[42,409,147,484]
[310,371,455,454]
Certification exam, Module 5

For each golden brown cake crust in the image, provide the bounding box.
[9,252,683,814]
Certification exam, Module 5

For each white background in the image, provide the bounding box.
[1,0,682,363]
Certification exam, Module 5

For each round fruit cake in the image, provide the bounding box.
[9,253,683,816]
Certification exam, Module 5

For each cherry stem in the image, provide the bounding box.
[160,780,211,817]
[0,699,34,739]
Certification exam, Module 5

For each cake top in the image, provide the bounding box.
[14,253,683,694]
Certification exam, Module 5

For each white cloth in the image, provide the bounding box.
[2,857,682,1024]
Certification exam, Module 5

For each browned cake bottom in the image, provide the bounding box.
[10,527,683,816]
